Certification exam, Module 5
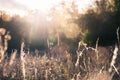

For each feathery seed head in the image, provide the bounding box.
[0,28,6,35]
[5,34,11,40]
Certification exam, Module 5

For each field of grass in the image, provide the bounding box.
[0,28,120,80]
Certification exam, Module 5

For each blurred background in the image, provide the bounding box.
[0,0,120,53]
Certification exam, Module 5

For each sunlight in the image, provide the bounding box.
[15,0,94,13]
[15,0,61,12]
[0,0,95,17]
[7,9,27,17]
[76,0,95,13]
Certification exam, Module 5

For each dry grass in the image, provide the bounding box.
[0,28,119,80]
[0,45,119,80]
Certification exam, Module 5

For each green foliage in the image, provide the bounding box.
[75,0,120,46]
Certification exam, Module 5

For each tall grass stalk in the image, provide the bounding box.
[109,27,120,74]
[20,42,26,80]
[75,49,85,67]
[117,27,120,45]
[109,44,119,73]
[9,50,17,66]
[75,41,86,67]
[95,38,99,61]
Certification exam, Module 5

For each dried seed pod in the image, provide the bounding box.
[5,34,11,40]
[0,28,6,35]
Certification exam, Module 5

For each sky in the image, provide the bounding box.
[0,0,95,17]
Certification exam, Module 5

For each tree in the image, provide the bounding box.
[46,0,81,46]
[75,0,120,46]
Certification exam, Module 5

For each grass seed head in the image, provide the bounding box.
[5,34,11,40]
[0,28,6,35]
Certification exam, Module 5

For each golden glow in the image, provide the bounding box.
[0,0,95,17]
[8,9,26,17]
[2,13,12,22]
[15,0,61,12]
[76,0,95,13]
[15,0,94,13]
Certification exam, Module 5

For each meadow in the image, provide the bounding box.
[0,28,119,80]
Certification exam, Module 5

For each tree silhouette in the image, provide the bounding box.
[75,0,120,46]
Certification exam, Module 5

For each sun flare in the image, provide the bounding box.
[15,0,61,12]
[0,0,95,17]
[15,0,94,14]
